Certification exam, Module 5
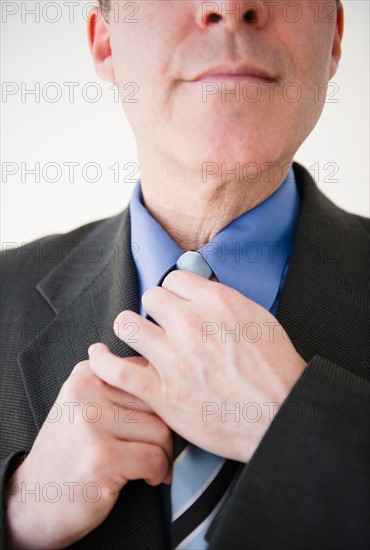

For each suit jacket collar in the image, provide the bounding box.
[19,208,140,431]
[36,209,132,316]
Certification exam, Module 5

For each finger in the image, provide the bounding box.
[70,359,90,376]
[105,388,154,414]
[114,311,167,366]
[107,409,173,462]
[82,362,155,413]
[69,360,154,413]
[163,469,173,485]
[88,343,159,406]
[162,269,217,300]
[141,286,188,328]
[113,441,170,486]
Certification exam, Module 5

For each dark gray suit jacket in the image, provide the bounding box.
[1,163,369,549]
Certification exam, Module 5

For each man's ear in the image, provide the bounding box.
[329,2,344,79]
[87,7,115,83]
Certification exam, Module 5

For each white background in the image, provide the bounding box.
[1,0,369,247]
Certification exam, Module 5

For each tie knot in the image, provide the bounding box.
[176,251,213,279]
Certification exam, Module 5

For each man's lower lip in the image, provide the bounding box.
[192,74,275,84]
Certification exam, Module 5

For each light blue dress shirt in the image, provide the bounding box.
[130,167,300,317]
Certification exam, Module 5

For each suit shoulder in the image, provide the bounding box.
[354,213,370,234]
[293,162,369,243]
[0,216,114,291]
[331,206,370,243]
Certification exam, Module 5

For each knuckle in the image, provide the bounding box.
[117,368,141,396]
[72,359,90,373]
[68,375,86,396]
[86,451,104,477]
[142,286,161,306]
[66,371,100,399]
[86,440,110,475]
[90,375,106,392]
[115,310,134,326]
[180,311,199,332]
[149,447,167,475]
[116,368,129,388]
[213,284,229,307]
[158,421,172,443]
[136,377,151,398]
[163,270,177,285]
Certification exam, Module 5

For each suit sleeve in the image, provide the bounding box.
[205,356,370,550]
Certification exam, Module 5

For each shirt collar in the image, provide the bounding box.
[130,167,300,313]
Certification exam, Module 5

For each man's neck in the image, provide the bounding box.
[138,152,294,251]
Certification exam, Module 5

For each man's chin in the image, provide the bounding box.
[166,130,285,178]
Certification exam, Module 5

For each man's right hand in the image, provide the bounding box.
[5,358,173,549]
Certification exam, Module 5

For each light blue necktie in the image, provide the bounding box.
[175,250,213,279]
[170,251,241,549]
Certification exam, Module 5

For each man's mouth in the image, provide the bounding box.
[189,62,278,84]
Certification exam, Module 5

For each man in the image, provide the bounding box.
[1,0,369,548]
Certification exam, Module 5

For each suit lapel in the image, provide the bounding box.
[18,209,140,430]
[276,162,369,377]
[17,207,167,549]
